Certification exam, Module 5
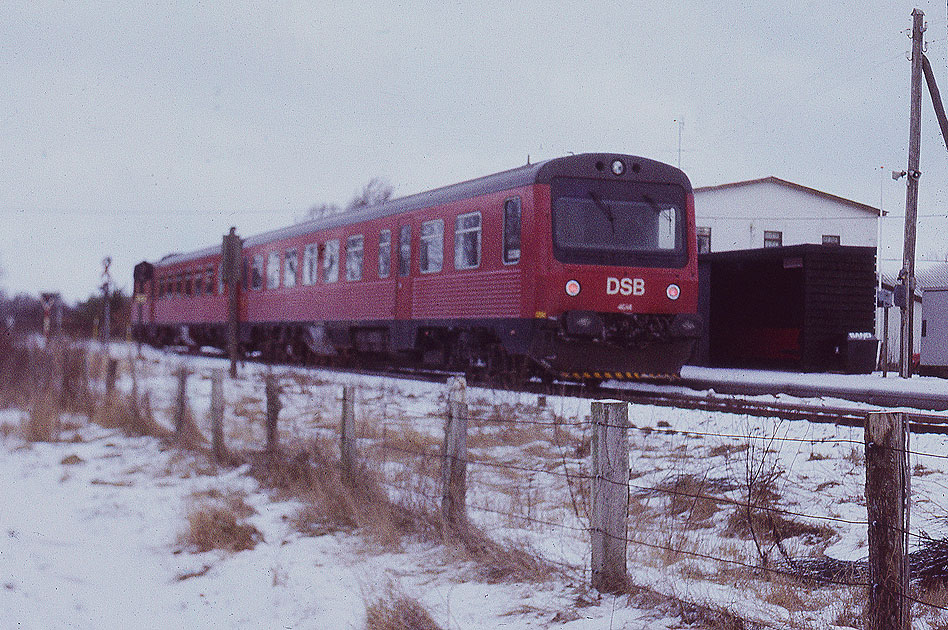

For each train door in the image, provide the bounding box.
[393,223,414,350]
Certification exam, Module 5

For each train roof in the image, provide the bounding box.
[154,153,690,267]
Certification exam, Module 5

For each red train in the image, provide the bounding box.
[133,153,701,381]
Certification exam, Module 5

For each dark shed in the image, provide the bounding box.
[695,245,877,372]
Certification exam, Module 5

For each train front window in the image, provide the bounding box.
[550,178,687,267]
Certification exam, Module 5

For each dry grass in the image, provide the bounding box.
[181,500,262,553]
[656,474,723,525]
[365,583,443,630]
[723,504,835,547]
[252,441,432,549]
[91,390,172,439]
[25,390,62,442]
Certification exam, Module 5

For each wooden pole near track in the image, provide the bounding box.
[899,9,924,379]
[222,228,242,379]
[590,400,629,594]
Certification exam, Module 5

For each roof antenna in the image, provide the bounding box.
[526,154,530,165]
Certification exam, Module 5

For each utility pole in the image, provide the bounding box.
[222,228,242,378]
[900,8,924,379]
[101,256,113,349]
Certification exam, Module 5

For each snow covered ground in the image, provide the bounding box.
[2,344,948,629]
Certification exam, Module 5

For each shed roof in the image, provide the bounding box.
[694,176,884,217]
[917,262,948,290]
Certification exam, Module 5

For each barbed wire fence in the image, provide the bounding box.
[84,350,948,628]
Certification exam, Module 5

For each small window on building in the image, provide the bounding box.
[454,212,481,270]
[217,263,224,294]
[822,235,840,246]
[378,230,391,278]
[302,243,318,285]
[398,225,411,276]
[346,235,364,281]
[503,197,521,264]
[284,248,297,287]
[323,239,339,283]
[764,231,783,248]
[185,274,193,296]
[267,252,280,289]
[251,255,264,290]
[206,268,215,295]
[177,275,183,295]
[697,226,711,254]
[420,219,444,274]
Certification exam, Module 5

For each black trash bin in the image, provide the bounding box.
[844,333,878,374]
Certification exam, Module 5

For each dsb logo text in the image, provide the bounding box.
[606,277,645,296]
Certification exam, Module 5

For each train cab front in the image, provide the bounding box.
[529,155,701,380]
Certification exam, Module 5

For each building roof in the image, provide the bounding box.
[694,176,884,217]
[917,262,948,290]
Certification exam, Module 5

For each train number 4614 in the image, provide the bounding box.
[606,277,645,296]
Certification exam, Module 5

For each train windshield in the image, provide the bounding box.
[551,177,688,268]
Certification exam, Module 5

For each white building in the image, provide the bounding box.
[693,176,880,253]
[694,176,909,367]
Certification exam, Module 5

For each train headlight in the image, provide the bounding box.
[611,159,625,176]
[666,283,681,300]
[565,280,581,297]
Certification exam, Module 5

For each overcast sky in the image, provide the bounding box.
[4,1,948,302]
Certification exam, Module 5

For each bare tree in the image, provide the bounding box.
[302,202,342,221]
[345,177,393,210]
[298,177,394,223]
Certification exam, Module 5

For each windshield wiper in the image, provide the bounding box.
[588,191,615,233]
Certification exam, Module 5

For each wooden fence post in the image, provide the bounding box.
[590,400,629,594]
[173,365,188,437]
[265,374,281,453]
[442,376,468,530]
[105,358,118,400]
[866,411,911,630]
[340,385,356,479]
[211,369,227,463]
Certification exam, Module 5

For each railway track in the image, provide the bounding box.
[182,347,948,434]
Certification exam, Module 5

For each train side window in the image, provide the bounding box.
[454,212,481,270]
[324,239,340,283]
[503,197,521,264]
[251,255,264,290]
[378,230,391,278]
[398,225,411,276]
[284,248,298,288]
[420,219,444,273]
[302,243,318,285]
[346,235,364,281]
[266,252,280,289]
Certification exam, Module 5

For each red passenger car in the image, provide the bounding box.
[133,153,701,380]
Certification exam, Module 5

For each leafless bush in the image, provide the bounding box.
[365,583,442,630]
[180,499,262,553]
